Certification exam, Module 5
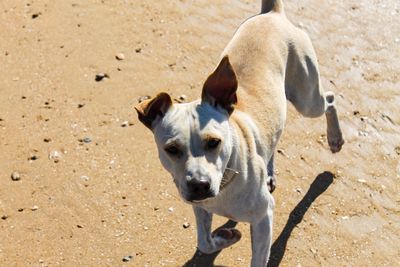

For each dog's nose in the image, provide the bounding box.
[187,179,211,200]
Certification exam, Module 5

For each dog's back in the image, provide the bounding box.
[223,0,325,154]
[222,0,291,154]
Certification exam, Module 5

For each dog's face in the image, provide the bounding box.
[135,56,238,202]
[153,101,233,202]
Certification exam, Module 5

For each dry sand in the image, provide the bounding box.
[1,0,399,266]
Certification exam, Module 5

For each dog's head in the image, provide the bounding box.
[135,56,238,202]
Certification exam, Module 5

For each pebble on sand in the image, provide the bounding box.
[49,150,62,163]
[116,53,125,60]
[31,205,39,211]
[183,222,190,229]
[28,155,39,161]
[174,94,187,103]
[95,73,110,82]
[80,137,92,144]
[80,175,90,181]
[32,13,41,19]
[122,255,133,262]
[11,171,21,181]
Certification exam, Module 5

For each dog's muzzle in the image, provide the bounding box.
[186,178,214,201]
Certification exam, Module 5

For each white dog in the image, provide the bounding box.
[135,0,344,265]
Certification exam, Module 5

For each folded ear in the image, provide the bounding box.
[201,56,238,114]
[134,92,172,129]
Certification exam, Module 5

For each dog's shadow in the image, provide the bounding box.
[182,171,334,267]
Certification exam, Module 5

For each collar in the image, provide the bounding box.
[220,168,239,191]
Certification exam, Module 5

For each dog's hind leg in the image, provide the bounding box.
[324,92,344,153]
[285,32,344,153]
[193,207,241,254]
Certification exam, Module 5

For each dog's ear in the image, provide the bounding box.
[134,92,172,130]
[202,56,238,114]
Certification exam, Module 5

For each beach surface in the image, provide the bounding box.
[1,0,399,266]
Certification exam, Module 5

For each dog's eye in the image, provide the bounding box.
[165,145,180,156]
[206,138,221,150]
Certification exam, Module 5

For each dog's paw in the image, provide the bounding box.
[327,132,344,153]
[198,228,241,254]
[212,228,242,251]
[267,176,276,193]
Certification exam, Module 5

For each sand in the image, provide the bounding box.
[0,0,399,266]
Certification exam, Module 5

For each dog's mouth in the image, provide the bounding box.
[187,192,215,203]
[184,168,239,204]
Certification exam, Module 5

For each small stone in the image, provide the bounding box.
[174,94,187,103]
[137,95,151,103]
[116,53,125,60]
[121,121,129,127]
[310,248,317,255]
[357,179,367,183]
[183,222,190,229]
[81,137,92,144]
[135,48,142,53]
[295,188,302,193]
[32,13,41,19]
[76,224,83,228]
[28,155,39,161]
[168,207,174,212]
[122,255,133,262]
[80,175,90,181]
[18,208,24,212]
[43,138,52,143]
[77,103,85,108]
[95,73,109,82]
[358,131,368,137]
[31,205,39,211]
[11,171,21,181]
[49,150,62,163]
[1,215,8,220]
[277,149,288,157]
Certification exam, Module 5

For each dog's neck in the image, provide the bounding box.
[219,120,244,191]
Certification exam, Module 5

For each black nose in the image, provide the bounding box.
[187,179,211,200]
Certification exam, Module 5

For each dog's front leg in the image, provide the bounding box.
[193,206,241,254]
[250,206,273,267]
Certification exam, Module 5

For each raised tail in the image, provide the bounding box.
[261,0,284,14]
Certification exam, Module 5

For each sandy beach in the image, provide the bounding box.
[1,0,399,266]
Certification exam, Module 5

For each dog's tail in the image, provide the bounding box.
[261,0,284,14]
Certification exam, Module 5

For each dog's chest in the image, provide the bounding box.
[196,185,272,223]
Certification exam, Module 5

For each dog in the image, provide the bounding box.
[134,0,344,265]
